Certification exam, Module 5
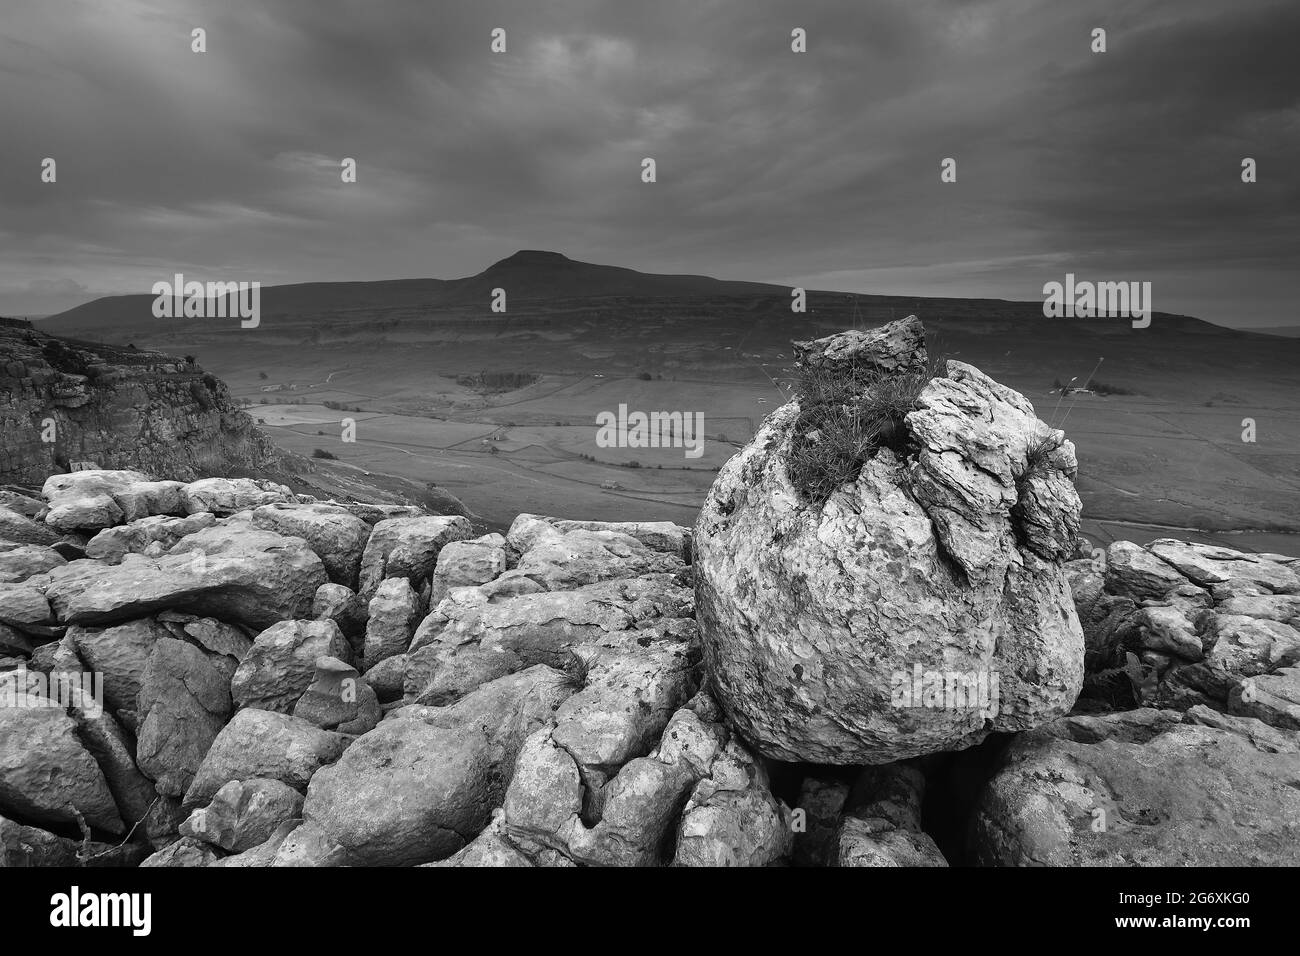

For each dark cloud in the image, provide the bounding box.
[0,0,1296,325]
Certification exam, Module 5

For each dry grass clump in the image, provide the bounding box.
[786,360,935,506]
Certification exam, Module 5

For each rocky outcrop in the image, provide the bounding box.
[302,666,575,865]
[972,707,1300,865]
[0,671,124,834]
[0,465,799,868]
[180,778,304,853]
[2,321,1296,870]
[303,512,792,867]
[0,325,280,486]
[135,637,231,797]
[251,503,369,589]
[230,620,351,714]
[357,515,473,602]
[693,316,1084,764]
[293,657,381,734]
[185,709,348,809]
[1069,538,1300,717]
[45,531,325,630]
[962,539,1300,866]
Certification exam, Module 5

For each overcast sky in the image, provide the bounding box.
[2,0,1297,326]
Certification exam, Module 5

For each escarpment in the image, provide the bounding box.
[0,321,278,486]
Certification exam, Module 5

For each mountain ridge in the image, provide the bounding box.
[38,250,1241,338]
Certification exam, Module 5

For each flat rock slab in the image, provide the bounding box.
[972,709,1300,865]
[44,531,326,629]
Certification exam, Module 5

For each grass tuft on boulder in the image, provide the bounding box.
[785,360,935,506]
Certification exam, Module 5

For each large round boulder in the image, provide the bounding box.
[693,316,1084,764]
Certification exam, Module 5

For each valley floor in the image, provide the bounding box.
[146,337,1300,548]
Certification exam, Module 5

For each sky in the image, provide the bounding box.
[1,0,1297,326]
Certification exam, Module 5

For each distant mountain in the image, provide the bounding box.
[1241,325,1300,338]
[40,249,1239,341]
[41,278,453,335]
[440,249,784,303]
[40,251,785,336]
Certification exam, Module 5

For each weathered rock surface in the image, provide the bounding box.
[302,666,573,865]
[363,577,422,671]
[70,617,172,722]
[694,316,1084,764]
[209,820,299,867]
[1231,666,1300,729]
[1072,538,1300,723]
[502,515,682,591]
[181,777,305,852]
[428,534,507,607]
[112,480,187,522]
[1103,540,1191,601]
[135,637,231,797]
[42,470,151,532]
[185,709,347,809]
[360,653,407,703]
[357,514,473,601]
[0,625,33,658]
[972,708,1300,865]
[182,477,294,516]
[426,812,535,868]
[499,693,789,867]
[672,737,792,866]
[139,837,221,867]
[0,326,280,488]
[1148,539,1300,595]
[0,583,53,630]
[84,512,215,563]
[530,517,689,560]
[0,676,124,834]
[268,820,349,867]
[166,613,253,683]
[45,525,326,629]
[0,506,59,546]
[311,582,367,645]
[0,545,66,583]
[230,619,351,714]
[292,656,381,735]
[252,502,370,589]
[67,691,158,831]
